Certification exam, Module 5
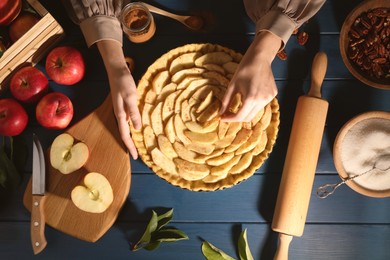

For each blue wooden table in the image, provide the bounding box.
[1,0,390,259]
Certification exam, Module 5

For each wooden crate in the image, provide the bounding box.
[0,0,65,94]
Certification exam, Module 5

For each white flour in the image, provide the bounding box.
[340,117,390,191]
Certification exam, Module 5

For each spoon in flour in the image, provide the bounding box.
[316,156,390,199]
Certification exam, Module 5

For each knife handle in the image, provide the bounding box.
[31,195,47,254]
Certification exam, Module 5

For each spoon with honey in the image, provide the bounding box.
[142,2,204,31]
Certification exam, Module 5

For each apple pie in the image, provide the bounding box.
[130,43,280,191]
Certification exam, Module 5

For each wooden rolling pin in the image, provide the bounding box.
[272,52,328,260]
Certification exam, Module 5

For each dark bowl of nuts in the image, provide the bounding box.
[340,0,390,90]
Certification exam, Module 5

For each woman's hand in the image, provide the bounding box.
[109,66,141,160]
[97,40,141,159]
[220,31,281,122]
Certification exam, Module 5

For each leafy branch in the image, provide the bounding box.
[202,229,254,260]
[131,208,189,251]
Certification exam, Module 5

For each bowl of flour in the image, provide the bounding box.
[333,111,390,198]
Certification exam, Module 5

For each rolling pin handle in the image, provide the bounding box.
[308,52,328,99]
[274,233,293,260]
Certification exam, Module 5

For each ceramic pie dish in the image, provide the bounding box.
[130,43,280,191]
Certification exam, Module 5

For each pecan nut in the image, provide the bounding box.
[277,50,287,60]
[347,7,390,80]
[297,31,309,45]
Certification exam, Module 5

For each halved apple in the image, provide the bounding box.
[71,172,114,213]
[50,133,89,174]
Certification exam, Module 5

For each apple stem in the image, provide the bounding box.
[22,79,28,87]
[56,103,63,115]
[55,58,63,68]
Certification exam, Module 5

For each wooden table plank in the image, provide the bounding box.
[1,0,389,258]
[0,222,237,259]
[244,223,390,260]
[2,174,389,224]
[0,222,388,259]
[122,34,354,80]
[14,77,389,175]
[58,33,365,82]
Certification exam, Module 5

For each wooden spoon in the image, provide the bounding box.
[142,2,204,31]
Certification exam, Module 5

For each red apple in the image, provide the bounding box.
[0,0,22,26]
[0,98,28,136]
[9,12,40,43]
[10,66,49,104]
[45,46,85,85]
[36,92,73,129]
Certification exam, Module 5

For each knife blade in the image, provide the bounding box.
[31,133,47,254]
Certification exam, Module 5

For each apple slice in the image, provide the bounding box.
[50,133,89,174]
[71,172,114,213]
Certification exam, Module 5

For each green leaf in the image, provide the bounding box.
[131,208,189,252]
[157,208,173,230]
[238,229,254,260]
[143,241,161,251]
[0,146,21,190]
[202,240,236,260]
[153,228,189,242]
[131,210,159,251]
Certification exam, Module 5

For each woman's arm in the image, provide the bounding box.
[220,0,326,122]
[97,40,141,159]
[62,0,141,159]
[220,31,280,122]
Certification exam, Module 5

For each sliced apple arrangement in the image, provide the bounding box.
[71,172,114,214]
[131,43,280,191]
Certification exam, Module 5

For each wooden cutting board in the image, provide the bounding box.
[23,94,131,242]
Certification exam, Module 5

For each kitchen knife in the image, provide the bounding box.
[31,133,47,254]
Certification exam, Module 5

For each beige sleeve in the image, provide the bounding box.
[243,0,326,48]
[61,0,124,47]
